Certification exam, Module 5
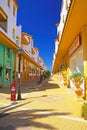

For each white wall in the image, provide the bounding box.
[55,40,59,54]
[57,0,71,42]
[0,0,21,47]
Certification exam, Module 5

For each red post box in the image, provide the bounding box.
[10,81,17,101]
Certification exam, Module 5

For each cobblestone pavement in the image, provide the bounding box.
[0,76,87,130]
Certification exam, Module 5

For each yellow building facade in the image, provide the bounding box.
[20,32,42,83]
[52,0,87,99]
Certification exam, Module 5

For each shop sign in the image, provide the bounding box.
[5,66,12,69]
[68,35,81,56]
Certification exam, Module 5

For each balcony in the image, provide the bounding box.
[0,7,7,33]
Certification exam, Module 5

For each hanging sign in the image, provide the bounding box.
[68,35,81,56]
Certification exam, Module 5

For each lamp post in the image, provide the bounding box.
[17,47,22,100]
[39,67,42,83]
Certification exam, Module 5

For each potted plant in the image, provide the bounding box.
[82,102,87,120]
[70,72,83,79]
[70,72,83,87]
[70,72,83,97]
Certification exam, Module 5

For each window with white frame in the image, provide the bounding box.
[8,0,10,8]
[16,36,19,45]
[0,7,7,32]
[12,28,15,40]
[13,5,15,16]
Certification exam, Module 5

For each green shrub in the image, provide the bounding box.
[82,102,87,120]
[70,72,83,79]
[44,70,51,78]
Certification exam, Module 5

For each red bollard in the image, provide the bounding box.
[10,81,17,101]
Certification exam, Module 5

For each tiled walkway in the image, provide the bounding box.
[0,76,87,130]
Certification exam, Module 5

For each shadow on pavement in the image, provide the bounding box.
[0,125,16,130]
[0,108,71,130]
[0,78,60,94]
[0,101,32,114]
[36,83,60,91]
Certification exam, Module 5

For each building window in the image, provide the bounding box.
[0,67,3,76]
[29,67,32,74]
[13,5,15,16]
[7,48,11,58]
[63,15,65,23]
[66,0,68,10]
[58,31,60,42]
[0,7,7,32]
[6,69,10,81]
[8,0,10,8]
[12,28,15,40]
[16,36,19,45]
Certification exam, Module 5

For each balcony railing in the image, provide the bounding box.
[0,21,7,32]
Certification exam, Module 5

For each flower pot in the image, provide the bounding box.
[74,82,81,88]
[75,88,83,97]
[74,77,81,82]
[84,115,87,120]
[74,78,83,88]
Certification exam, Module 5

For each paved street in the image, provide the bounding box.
[0,76,87,130]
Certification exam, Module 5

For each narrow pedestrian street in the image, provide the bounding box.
[0,76,87,130]
[1,0,87,129]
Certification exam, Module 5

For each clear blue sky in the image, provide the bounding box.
[17,0,62,71]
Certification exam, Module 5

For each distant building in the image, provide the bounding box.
[21,32,47,82]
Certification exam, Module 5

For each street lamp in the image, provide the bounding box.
[17,47,23,100]
[39,67,42,83]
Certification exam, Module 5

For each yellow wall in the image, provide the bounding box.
[81,25,87,99]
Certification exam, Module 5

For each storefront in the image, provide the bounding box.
[69,35,83,74]
[0,44,15,87]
